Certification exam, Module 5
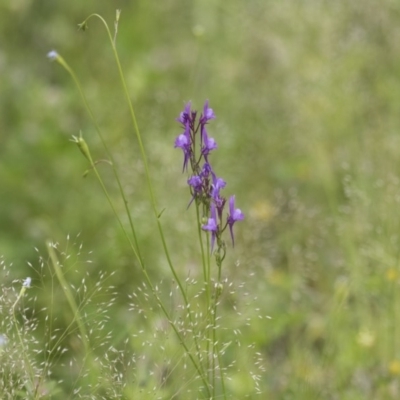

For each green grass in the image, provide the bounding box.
[2,0,400,398]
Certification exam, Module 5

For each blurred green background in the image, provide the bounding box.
[2,0,400,398]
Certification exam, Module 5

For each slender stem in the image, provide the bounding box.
[53,15,215,396]
[79,14,211,390]
[214,263,227,399]
[195,202,208,286]
[54,54,144,268]
[204,237,212,384]
[80,148,209,390]
[141,268,211,397]
[11,283,36,397]
[87,14,189,305]
[47,241,123,394]
[82,127,213,394]
[47,242,91,355]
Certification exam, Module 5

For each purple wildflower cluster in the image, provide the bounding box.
[175,101,244,252]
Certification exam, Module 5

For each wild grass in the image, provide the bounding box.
[1,11,255,399]
[1,235,260,399]
[2,1,400,399]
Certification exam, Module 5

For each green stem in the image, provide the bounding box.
[54,53,144,268]
[47,242,91,355]
[11,282,36,398]
[53,15,213,396]
[214,262,227,399]
[79,13,211,390]
[84,14,189,305]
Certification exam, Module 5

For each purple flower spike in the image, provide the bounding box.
[227,195,244,246]
[202,203,218,252]
[175,101,244,248]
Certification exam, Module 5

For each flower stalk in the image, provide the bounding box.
[175,101,244,398]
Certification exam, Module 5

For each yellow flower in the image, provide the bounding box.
[250,200,273,221]
[386,268,398,282]
[356,328,375,348]
[389,360,400,376]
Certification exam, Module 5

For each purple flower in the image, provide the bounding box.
[174,124,191,171]
[200,162,213,179]
[227,195,244,246]
[175,101,244,249]
[187,175,203,207]
[174,132,189,148]
[176,102,192,125]
[188,174,202,195]
[200,100,216,124]
[202,203,218,252]
[211,171,226,200]
[201,128,217,159]
[188,175,202,191]
[215,195,226,221]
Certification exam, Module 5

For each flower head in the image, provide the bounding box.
[200,100,216,124]
[176,102,192,125]
[175,101,244,250]
[200,162,213,179]
[201,128,217,159]
[211,171,226,200]
[188,175,202,192]
[187,175,203,207]
[47,50,59,61]
[23,277,32,288]
[174,124,191,171]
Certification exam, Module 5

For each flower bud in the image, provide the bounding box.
[71,134,92,162]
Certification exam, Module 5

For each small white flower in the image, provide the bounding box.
[0,334,7,347]
[47,50,58,61]
[23,277,32,288]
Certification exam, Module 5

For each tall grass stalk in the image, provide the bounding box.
[46,241,98,386]
[11,278,36,397]
[46,10,237,398]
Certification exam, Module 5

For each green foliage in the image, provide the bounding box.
[2,0,400,398]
